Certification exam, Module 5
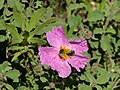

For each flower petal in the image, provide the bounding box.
[46,26,67,48]
[38,47,71,78]
[38,47,58,70]
[68,55,88,72]
[68,38,88,54]
[55,60,71,78]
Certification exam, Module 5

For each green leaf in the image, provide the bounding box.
[14,0,24,12]
[100,36,111,51]
[28,37,47,46]
[96,67,108,74]
[113,66,120,74]
[88,10,104,22]
[28,17,57,40]
[69,3,86,10]
[96,73,110,84]
[78,84,92,90]
[34,1,42,8]
[93,28,104,34]
[27,8,45,32]
[65,87,71,90]
[36,26,53,35]
[85,72,96,84]
[96,70,110,84]
[68,15,82,28]
[3,6,13,17]
[7,0,14,8]
[0,61,12,73]
[106,27,116,34]
[113,12,120,21]
[80,74,86,80]
[5,24,23,44]
[67,35,78,40]
[41,7,53,21]
[94,85,103,90]
[0,35,6,42]
[6,70,20,82]
[0,0,4,10]
[8,46,24,51]
[17,86,29,90]
[40,77,48,83]
[5,84,14,90]
[0,18,6,30]
[13,9,26,30]
[11,52,22,62]
[89,41,99,49]
[109,58,115,68]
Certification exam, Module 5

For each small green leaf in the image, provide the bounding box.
[8,46,24,51]
[5,24,23,44]
[65,87,71,90]
[78,84,92,90]
[80,74,86,80]
[0,61,12,73]
[27,8,45,32]
[0,18,5,30]
[11,52,22,62]
[89,41,99,49]
[27,37,47,46]
[40,77,48,83]
[96,67,108,74]
[36,26,53,35]
[6,70,20,82]
[85,72,96,84]
[0,35,6,42]
[88,10,104,22]
[100,36,111,51]
[0,0,4,10]
[17,86,29,90]
[106,27,116,34]
[113,12,120,21]
[68,15,82,28]
[113,66,120,74]
[5,84,14,90]
[13,8,26,30]
[109,58,115,68]
[69,3,86,10]
[14,0,24,12]
[41,7,53,21]
[96,72,110,84]
[7,0,14,8]
[93,28,104,34]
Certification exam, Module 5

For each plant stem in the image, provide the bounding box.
[61,78,66,90]
[112,78,120,90]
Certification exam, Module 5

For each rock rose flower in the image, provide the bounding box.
[38,26,88,78]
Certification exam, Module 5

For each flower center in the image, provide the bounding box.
[59,48,75,60]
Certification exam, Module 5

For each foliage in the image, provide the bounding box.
[0,0,120,90]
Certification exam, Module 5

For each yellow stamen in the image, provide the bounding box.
[59,47,71,60]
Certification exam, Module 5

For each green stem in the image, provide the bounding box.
[112,78,120,90]
[61,78,66,90]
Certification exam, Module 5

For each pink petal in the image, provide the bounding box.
[55,60,71,78]
[68,38,88,54]
[38,47,58,70]
[46,26,67,48]
[68,55,88,72]
[38,47,71,78]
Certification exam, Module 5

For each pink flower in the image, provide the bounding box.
[38,26,88,78]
